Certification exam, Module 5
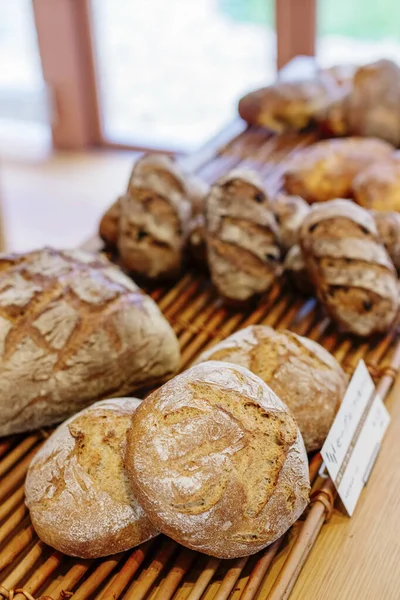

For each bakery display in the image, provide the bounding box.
[125,361,310,559]
[283,244,314,295]
[271,193,310,252]
[0,247,180,437]
[283,137,394,204]
[99,198,120,247]
[25,397,158,558]
[353,161,400,212]
[372,210,400,271]
[300,199,399,336]
[206,169,281,302]
[196,325,346,452]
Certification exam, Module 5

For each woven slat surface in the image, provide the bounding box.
[1,125,399,600]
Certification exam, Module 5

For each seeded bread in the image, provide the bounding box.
[300,199,399,336]
[25,398,158,558]
[271,194,310,253]
[0,247,180,437]
[206,170,281,302]
[125,361,309,559]
[284,245,314,295]
[284,137,394,204]
[372,210,400,271]
[195,326,346,452]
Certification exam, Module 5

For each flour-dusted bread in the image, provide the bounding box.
[195,326,346,452]
[372,210,400,271]
[0,247,180,437]
[284,245,314,295]
[353,161,400,212]
[300,200,399,336]
[118,154,192,279]
[125,361,310,559]
[25,398,158,558]
[99,199,121,247]
[206,170,281,302]
[271,194,310,253]
[284,138,394,204]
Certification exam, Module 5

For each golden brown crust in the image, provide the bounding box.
[125,361,310,559]
[271,194,310,252]
[353,161,400,212]
[284,138,394,204]
[196,325,346,452]
[0,247,180,436]
[300,199,399,336]
[25,398,158,558]
[206,170,281,302]
[99,199,120,247]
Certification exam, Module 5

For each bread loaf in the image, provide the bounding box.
[25,398,158,558]
[284,245,314,295]
[372,210,400,271]
[284,138,394,204]
[0,247,180,437]
[299,200,399,336]
[353,161,400,212]
[186,176,209,266]
[206,170,281,302]
[99,199,120,247]
[125,361,310,559]
[271,194,310,253]
[195,326,346,452]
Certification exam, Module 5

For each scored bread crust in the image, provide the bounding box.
[271,194,310,253]
[206,170,281,302]
[283,137,394,204]
[25,398,158,558]
[372,210,400,271]
[0,247,180,436]
[99,198,121,247]
[300,199,399,336]
[195,325,347,452]
[125,361,310,559]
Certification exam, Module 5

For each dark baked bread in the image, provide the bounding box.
[284,245,314,295]
[372,210,400,271]
[25,398,158,558]
[196,325,347,452]
[300,199,399,336]
[353,161,400,212]
[271,193,310,253]
[125,361,310,559]
[99,199,120,247]
[206,170,281,302]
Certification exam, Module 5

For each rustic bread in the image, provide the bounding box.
[0,247,180,437]
[284,245,314,295]
[299,200,399,336]
[372,210,400,271]
[353,161,400,212]
[99,199,121,247]
[271,194,310,253]
[284,138,394,204]
[25,398,158,558]
[186,176,209,266]
[206,169,281,302]
[118,154,192,279]
[125,361,310,559]
[195,325,346,452]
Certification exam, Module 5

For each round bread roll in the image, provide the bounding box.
[25,398,158,558]
[300,199,399,336]
[195,326,347,452]
[125,361,310,559]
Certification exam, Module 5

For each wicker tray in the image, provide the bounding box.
[1,123,400,600]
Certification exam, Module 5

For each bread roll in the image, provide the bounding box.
[372,210,400,271]
[284,138,394,204]
[206,170,281,302]
[300,200,399,336]
[353,161,400,212]
[99,199,120,247]
[125,361,310,559]
[25,398,158,558]
[284,245,314,295]
[118,154,192,279]
[196,325,346,452]
[186,176,209,266]
[0,247,180,437]
[271,194,310,253]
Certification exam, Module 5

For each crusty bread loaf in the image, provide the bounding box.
[0,247,180,437]
[353,161,400,212]
[25,398,158,558]
[372,210,400,271]
[195,326,346,452]
[206,170,281,302]
[186,176,209,266]
[284,245,314,295]
[118,154,192,279]
[300,200,399,336]
[125,361,310,559]
[99,199,120,246]
[284,138,394,204]
[271,194,310,253]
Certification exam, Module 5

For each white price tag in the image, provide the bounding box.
[321,360,390,516]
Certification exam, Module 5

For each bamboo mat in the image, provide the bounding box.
[0,122,399,600]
